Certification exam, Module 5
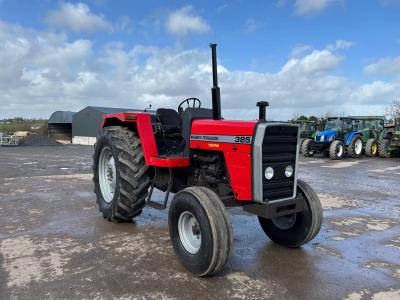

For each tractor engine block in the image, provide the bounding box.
[190,151,232,198]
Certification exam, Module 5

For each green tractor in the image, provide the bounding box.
[294,120,317,153]
[379,118,400,158]
[350,116,385,157]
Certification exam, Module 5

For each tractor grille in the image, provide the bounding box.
[261,125,298,201]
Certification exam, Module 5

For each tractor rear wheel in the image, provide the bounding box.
[347,135,363,158]
[168,186,232,276]
[378,139,391,158]
[365,139,378,157]
[93,126,150,222]
[258,180,322,247]
[329,140,345,160]
[302,138,314,157]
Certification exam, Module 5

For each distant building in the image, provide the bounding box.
[49,106,151,146]
[71,106,145,145]
[48,111,75,143]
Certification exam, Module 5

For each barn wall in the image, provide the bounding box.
[72,107,104,138]
[72,136,97,145]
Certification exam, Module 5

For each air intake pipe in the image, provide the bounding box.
[256,101,269,122]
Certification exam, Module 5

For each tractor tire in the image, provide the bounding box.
[302,138,314,157]
[258,179,322,247]
[365,139,378,157]
[329,140,345,160]
[378,139,391,158]
[93,126,150,222]
[347,135,363,159]
[168,186,232,276]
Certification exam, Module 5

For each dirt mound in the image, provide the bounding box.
[18,136,62,146]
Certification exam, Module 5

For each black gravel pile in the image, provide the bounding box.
[18,136,62,146]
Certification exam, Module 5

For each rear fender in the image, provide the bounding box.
[345,131,362,146]
[101,112,158,165]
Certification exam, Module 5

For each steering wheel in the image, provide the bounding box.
[178,98,201,115]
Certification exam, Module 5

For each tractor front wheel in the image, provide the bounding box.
[258,180,322,247]
[302,138,314,157]
[329,140,345,160]
[168,187,232,276]
[93,126,150,222]
[378,139,391,158]
[348,135,363,158]
[365,139,378,157]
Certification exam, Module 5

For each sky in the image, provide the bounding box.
[0,0,400,120]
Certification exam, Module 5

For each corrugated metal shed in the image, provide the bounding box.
[72,106,145,138]
[48,111,75,124]
[48,111,76,143]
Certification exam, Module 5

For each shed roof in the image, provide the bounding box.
[83,106,135,113]
[48,111,75,124]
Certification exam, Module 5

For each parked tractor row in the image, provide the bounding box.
[300,116,400,160]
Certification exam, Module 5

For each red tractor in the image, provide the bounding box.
[93,44,323,276]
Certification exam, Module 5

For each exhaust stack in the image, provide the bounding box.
[210,43,222,120]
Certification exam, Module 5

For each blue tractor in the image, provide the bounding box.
[302,117,363,160]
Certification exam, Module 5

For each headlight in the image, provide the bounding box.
[285,166,294,178]
[320,135,325,141]
[329,135,336,141]
[264,167,274,180]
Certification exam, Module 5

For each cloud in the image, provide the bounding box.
[166,6,210,37]
[0,20,398,120]
[290,44,313,58]
[45,2,112,33]
[363,57,400,77]
[294,0,334,16]
[243,18,265,33]
[326,39,354,50]
[381,0,400,6]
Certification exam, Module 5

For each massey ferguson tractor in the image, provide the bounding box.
[92,44,323,276]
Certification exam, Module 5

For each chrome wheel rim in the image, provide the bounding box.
[337,144,344,157]
[98,147,116,203]
[178,211,201,254]
[271,213,297,230]
[355,139,362,155]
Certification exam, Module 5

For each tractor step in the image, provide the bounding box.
[147,200,166,210]
[146,169,173,210]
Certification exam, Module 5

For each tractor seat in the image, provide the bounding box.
[156,108,182,136]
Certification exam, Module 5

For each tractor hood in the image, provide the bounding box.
[392,131,400,144]
[314,129,337,143]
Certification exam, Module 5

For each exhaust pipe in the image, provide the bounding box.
[210,43,221,120]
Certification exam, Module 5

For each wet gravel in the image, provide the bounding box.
[0,145,399,299]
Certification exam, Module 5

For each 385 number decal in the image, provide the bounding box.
[234,136,252,144]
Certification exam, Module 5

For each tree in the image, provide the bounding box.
[297,115,308,121]
[386,99,400,121]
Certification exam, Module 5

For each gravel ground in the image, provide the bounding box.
[0,145,399,299]
[18,136,62,147]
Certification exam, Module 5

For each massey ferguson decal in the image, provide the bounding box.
[190,134,252,144]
